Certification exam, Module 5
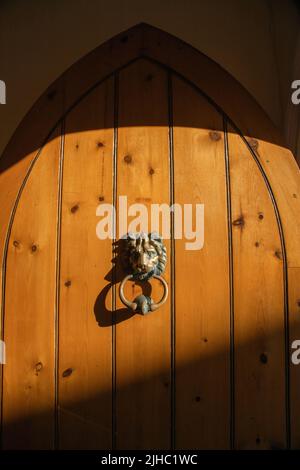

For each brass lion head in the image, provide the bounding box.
[122,232,167,281]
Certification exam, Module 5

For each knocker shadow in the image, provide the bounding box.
[94,239,152,327]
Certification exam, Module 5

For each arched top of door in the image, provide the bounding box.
[0,22,285,173]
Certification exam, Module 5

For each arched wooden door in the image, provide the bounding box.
[1,24,300,451]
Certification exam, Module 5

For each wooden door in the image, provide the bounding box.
[1,24,300,450]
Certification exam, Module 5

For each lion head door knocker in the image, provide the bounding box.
[119,232,168,315]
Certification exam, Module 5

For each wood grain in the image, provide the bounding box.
[247,140,300,267]
[172,76,230,449]
[58,80,114,449]
[228,130,286,449]
[116,59,171,449]
[245,135,300,450]
[2,130,61,449]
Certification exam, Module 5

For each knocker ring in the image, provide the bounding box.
[118,232,168,315]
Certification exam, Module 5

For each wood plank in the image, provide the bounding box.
[116,59,171,449]
[2,129,61,449]
[172,76,230,449]
[58,80,114,449]
[246,140,300,267]
[228,130,286,449]
[244,139,300,449]
[288,267,300,449]
[0,149,38,437]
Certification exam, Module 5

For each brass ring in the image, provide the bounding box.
[119,274,168,313]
